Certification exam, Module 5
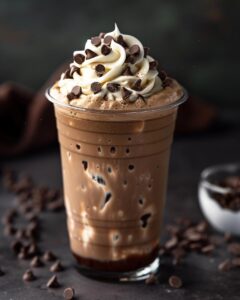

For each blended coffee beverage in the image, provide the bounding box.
[47,25,186,280]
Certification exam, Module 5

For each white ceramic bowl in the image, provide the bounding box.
[198,163,240,236]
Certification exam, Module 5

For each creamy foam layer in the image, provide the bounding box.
[50,24,183,110]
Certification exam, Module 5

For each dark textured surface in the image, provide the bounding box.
[0,116,240,299]
[0,0,239,107]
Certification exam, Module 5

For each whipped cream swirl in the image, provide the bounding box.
[56,24,163,103]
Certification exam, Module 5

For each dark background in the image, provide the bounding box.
[0,0,239,108]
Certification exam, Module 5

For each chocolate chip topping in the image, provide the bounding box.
[67,93,76,101]
[132,79,142,91]
[122,87,132,100]
[85,49,98,59]
[91,82,102,94]
[159,70,167,81]
[101,45,111,56]
[74,53,85,64]
[149,60,158,70]
[99,32,105,38]
[22,269,36,282]
[63,69,71,79]
[144,47,150,57]
[103,35,113,45]
[116,35,128,48]
[129,44,140,56]
[125,54,136,64]
[63,287,75,300]
[121,66,132,76]
[70,66,80,77]
[91,36,101,47]
[168,275,183,289]
[162,78,173,88]
[50,260,63,272]
[46,275,60,288]
[71,86,82,97]
[95,64,105,76]
[107,83,120,93]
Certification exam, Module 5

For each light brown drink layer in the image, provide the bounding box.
[55,101,178,271]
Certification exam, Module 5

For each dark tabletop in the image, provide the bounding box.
[0,114,240,300]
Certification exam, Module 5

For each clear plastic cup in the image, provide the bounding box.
[46,88,187,281]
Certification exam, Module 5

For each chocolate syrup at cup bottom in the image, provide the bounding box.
[55,104,178,273]
[72,246,159,272]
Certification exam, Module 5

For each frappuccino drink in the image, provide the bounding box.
[46,25,186,281]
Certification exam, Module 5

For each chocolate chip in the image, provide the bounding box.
[91,82,102,94]
[43,250,57,262]
[63,287,75,300]
[116,35,128,48]
[144,47,150,57]
[121,66,132,76]
[103,35,113,45]
[18,248,29,260]
[201,244,215,254]
[121,87,132,100]
[0,268,5,276]
[46,275,60,288]
[47,199,64,212]
[63,69,71,79]
[50,260,63,272]
[224,233,232,243]
[71,86,82,97]
[149,60,158,70]
[28,243,39,256]
[129,44,140,56]
[172,247,186,260]
[4,224,16,236]
[168,275,183,289]
[125,54,136,64]
[232,257,240,267]
[101,45,111,56]
[189,232,204,242]
[95,64,105,76]
[1,209,17,225]
[218,259,232,271]
[145,273,158,285]
[132,79,142,91]
[70,66,80,77]
[22,269,36,282]
[91,36,101,47]
[99,32,105,38]
[162,78,173,88]
[30,256,44,268]
[85,49,97,59]
[74,53,85,64]
[159,70,167,81]
[165,236,178,250]
[227,243,240,255]
[67,93,76,101]
[107,83,120,92]
[11,240,23,254]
